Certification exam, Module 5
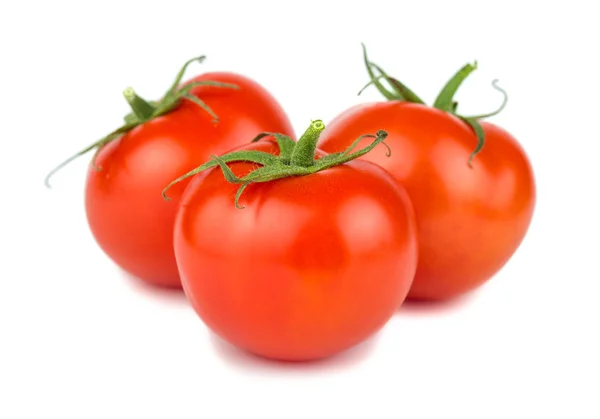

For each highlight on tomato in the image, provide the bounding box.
[46,55,294,288]
[162,120,418,361]
[317,45,536,301]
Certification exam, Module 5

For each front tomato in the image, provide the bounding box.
[168,121,418,361]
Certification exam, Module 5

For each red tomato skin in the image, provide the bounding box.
[85,72,294,288]
[318,102,536,301]
[173,140,418,361]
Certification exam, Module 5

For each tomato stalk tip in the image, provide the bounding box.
[290,120,326,167]
[123,87,156,122]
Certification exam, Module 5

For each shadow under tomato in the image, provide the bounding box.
[210,332,379,374]
[398,292,476,316]
[120,271,189,307]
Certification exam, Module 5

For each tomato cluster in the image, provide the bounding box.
[48,50,535,361]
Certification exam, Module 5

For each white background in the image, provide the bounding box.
[1,1,599,418]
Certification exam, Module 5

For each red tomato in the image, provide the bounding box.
[172,138,418,361]
[318,102,535,300]
[84,72,294,288]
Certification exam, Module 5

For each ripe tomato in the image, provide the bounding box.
[170,122,418,360]
[50,57,294,288]
[318,49,536,301]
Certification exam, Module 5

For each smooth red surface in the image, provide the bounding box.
[174,140,418,361]
[318,102,536,300]
[85,72,294,288]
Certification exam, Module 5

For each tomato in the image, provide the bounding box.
[169,122,418,360]
[49,57,294,288]
[317,48,536,301]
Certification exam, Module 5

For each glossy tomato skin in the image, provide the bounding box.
[85,72,294,288]
[173,140,418,361]
[318,102,535,301]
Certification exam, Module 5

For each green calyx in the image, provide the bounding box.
[44,55,239,187]
[359,43,508,167]
[162,120,390,209]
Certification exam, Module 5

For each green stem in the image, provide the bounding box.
[369,62,425,104]
[433,61,478,111]
[123,87,155,121]
[361,43,398,100]
[358,46,509,166]
[165,56,206,98]
[289,120,326,167]
[460,117,485,167]
[45,55,239,188]
[162,121,391,209]
[461,79,508,120]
